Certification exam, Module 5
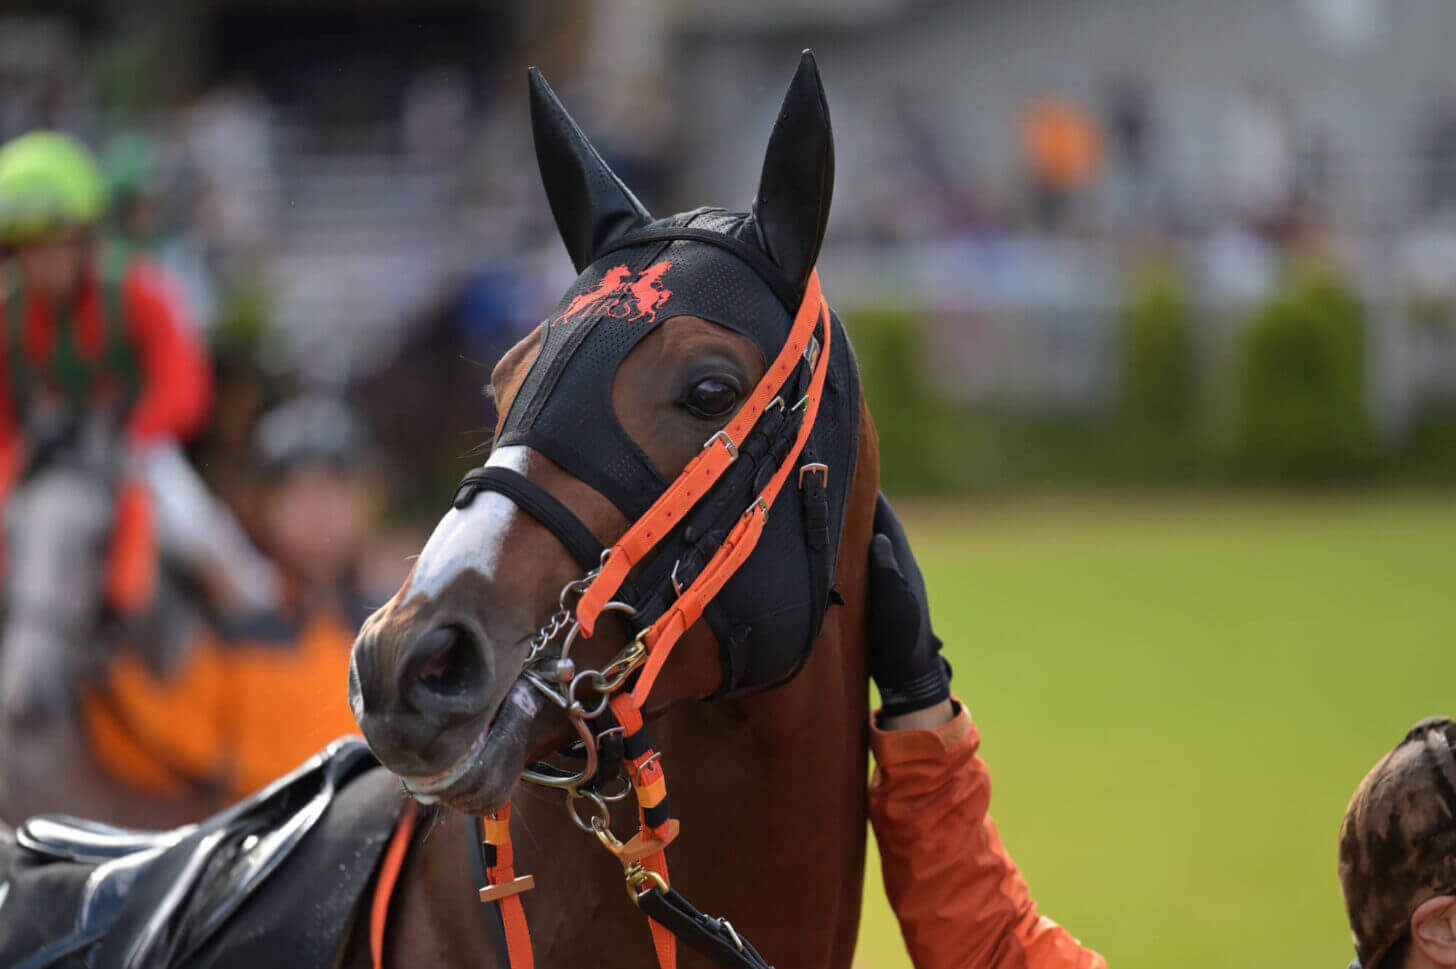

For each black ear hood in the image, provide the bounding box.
[750,51,835,297]
[498,51,859,697]
[529,68,653,272]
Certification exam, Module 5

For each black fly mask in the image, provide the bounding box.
[457,53,860,698]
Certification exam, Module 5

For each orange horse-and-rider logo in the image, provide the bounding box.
[552,261,673,327]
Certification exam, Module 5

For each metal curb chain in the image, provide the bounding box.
[517,570,648,840]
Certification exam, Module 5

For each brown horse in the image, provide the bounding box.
[345,53,878,969]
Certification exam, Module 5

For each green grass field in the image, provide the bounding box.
[853,492,1456,969]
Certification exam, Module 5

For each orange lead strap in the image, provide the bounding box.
[610,692,679,969]
[641,850,678,969]
[480,802,537,969]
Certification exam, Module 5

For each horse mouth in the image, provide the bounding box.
[396,676,544,815]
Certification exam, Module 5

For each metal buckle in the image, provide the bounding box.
[791,394,811,413]
[745,496,768,520]
[717,918,745,951]
[704,429,738,459]
[625,861,670,902]
[567,789,612,833]
[670,559,687,598]
[764,396,785,414]
[798,462,828,488]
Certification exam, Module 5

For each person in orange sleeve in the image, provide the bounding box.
[866,494,1107,969]
[86,395,375,800]
[219,395,377,794]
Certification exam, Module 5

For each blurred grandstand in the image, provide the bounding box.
[7,0,1456,499]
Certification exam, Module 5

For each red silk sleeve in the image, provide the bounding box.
[869,701,1107,969]
[121,261,212,444]
[0,290,22,502]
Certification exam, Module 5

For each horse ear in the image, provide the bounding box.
[529,67,653,272]
[751,50,835,297]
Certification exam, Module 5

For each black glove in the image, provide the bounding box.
[867,492,951,720]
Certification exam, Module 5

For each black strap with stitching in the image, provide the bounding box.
[635,886,775,969]
[454,466,604,572]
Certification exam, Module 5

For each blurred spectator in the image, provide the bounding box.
[591,78,678,213]
[1228,83,1297,234]
[0,22,95,143]
[85,395,379,800]
[854,95,986,244]
[183,78,278,270]
[1018,96,1104,230]
[401,67,472,165]
[1103,77,1165,228]
[1419,95,1456,214]
[102,130,217,333]
[222,395,380,796]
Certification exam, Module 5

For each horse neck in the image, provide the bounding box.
[380,403,878,969]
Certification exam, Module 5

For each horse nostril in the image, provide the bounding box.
[399,623,491,719]
[415,626,472,689]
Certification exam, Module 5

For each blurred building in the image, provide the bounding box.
[8,0,1456,443]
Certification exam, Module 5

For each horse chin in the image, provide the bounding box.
[393,677,549,817]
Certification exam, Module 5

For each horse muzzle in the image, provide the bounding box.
[351,590,571,813]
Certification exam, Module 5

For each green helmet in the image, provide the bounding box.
[0,131,107,244]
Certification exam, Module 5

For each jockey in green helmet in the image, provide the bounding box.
[0,128,210,495]
[0,131,272,649]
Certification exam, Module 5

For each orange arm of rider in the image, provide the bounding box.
[869,700,1107,969]
[121,261,213,445]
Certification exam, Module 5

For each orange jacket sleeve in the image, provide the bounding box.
[869,700,1107,969]
[120,261,213,445]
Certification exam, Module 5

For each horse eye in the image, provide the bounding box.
[685,378,739,418]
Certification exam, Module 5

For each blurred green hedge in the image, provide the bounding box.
[1229,271,1376,481]
[851,307,952,493]
[844,264,1446,492]
[1121,267,1195,434]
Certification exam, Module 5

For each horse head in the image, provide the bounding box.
[351,52,863,823]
